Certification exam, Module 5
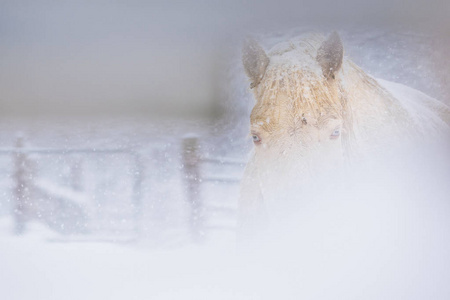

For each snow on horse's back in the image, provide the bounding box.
[377,78,450,134]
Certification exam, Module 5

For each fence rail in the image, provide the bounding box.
[200,157,246,166]
[0,148,131,154]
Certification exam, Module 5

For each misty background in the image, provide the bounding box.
[1,0,450,118]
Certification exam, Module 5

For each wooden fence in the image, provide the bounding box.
[0,135,244,244]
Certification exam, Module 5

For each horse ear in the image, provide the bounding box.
[242,37,269,89]
[317,32,344,80]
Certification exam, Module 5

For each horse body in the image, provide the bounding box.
[239,32,450,236]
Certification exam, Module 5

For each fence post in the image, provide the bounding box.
[70,157,83,191]
[182,136,204,243]
[13,135,28,234]
[132,153,144,238]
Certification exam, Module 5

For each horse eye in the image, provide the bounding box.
[330,128,340,140]
[252,134,261,144]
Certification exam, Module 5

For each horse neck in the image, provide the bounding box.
[340,61,414,157]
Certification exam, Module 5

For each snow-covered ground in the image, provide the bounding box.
[2,140,450,299]
[0,218,242,300]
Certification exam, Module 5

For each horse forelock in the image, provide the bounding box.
[250,66,345,132]
[249,34,348,129]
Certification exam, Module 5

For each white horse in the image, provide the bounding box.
[239,32,450,236]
